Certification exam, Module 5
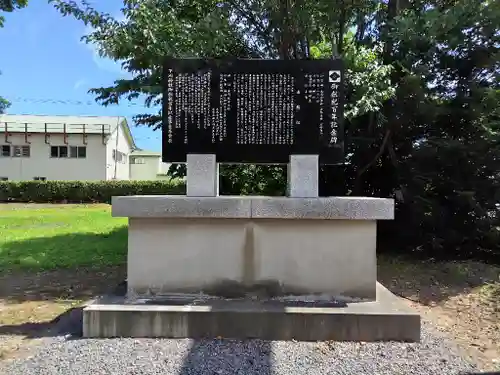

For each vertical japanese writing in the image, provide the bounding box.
[330,83,339,144]
[166,69,174,143]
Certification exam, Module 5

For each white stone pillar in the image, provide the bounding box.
[186,154,219,197]
[287,155,319,198]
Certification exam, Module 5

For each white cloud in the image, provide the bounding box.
[73,79,86,90]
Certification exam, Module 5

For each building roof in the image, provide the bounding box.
[0,114,137,149]
[130,150,162,157]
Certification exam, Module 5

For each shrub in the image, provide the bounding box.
[0,180,186,203]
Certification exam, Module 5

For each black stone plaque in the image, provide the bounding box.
[162,58,344,164]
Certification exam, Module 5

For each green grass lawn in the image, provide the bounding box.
[0,204,127,271]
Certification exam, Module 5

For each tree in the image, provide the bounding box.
[50,0,391,125]
[51,0,500,260]
[50,0,394,193]
[384,0,500,259]
[0,95,9,114]
[0,0,28,26]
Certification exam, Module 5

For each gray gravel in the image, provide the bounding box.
[0,322,479,375]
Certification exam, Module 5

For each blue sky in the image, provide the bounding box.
[0,1,161,151]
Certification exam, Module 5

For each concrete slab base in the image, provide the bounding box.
[83,283,421,342]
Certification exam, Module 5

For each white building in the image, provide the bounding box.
[0,114,141,181]
[129,150,172,180]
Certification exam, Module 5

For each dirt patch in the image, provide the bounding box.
[378,256,500,371]
[0,265,126,302]
[0,265,126,361]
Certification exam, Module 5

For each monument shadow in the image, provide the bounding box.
[179,338,272,375]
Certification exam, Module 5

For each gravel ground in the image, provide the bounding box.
[0,321,479,375]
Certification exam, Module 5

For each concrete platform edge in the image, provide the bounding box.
[111,195,394,220]
[82,284,420,342]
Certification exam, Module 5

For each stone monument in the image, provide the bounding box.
[83,58,420,342]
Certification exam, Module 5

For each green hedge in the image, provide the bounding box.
[0,180,186,203]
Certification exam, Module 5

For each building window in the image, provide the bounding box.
[78,146,87,158]
[33,177,47,181]
[52,146,86,158]
[50,146,69,158]
[131,157,145,164]
[0,177,8,181]
[12,145,30,158]
[60,146,68,158]
[113,149,126,163]
[1,145,10,157]
[70,146,87,158]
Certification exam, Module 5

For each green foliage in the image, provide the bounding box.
[0,180,185,203]
[0,94,9,114]
[377,0,500,261]
[220,165,286,196]
[0,70,9,114]
[310,34,395,120]
[394,136,500,260]
[0,0,28,11]
[0,0,28,27]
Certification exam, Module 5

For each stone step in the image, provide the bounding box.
[82,284,420,342]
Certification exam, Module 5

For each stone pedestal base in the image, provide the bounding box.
[83,195,422,342]
[82,283,421,342]
[112,196,394,300]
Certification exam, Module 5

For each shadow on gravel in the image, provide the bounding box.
[0,307,84,339]
[179,339,272,375]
